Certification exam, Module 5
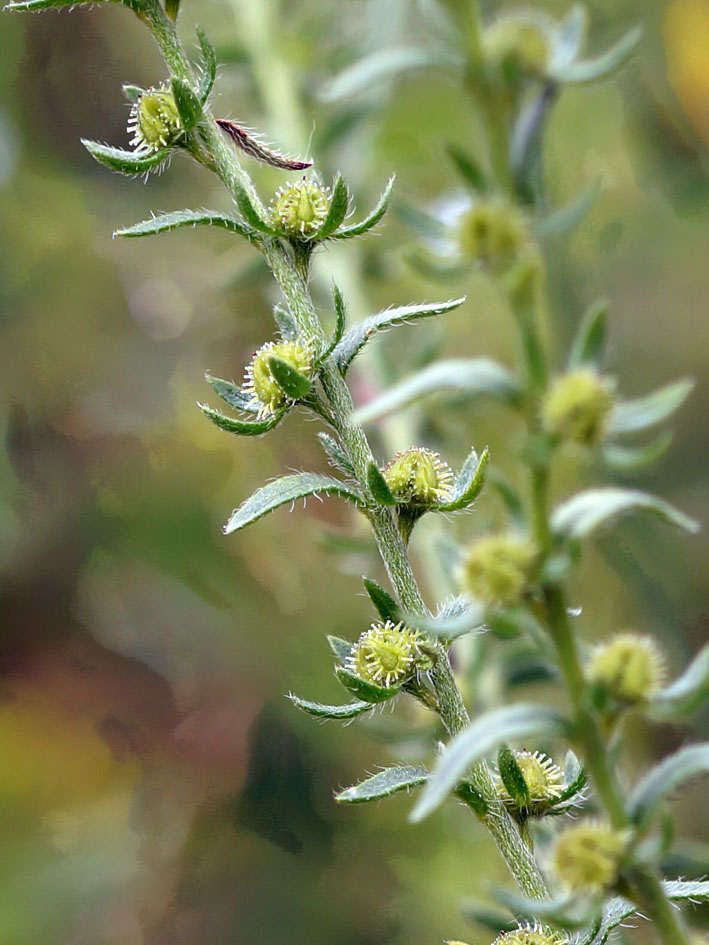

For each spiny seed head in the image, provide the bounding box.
[346,620,427,688]
[243,338,313,417]
[492,924,566,945]
[554,823,630,892]
[127,85,182,155]
[459,533,537,608]
[483,13,552,78]
[497,750,564,811]
[381,447,454,506]
[269,177,331,237]
[587,632,666,703]
[457,198,531,273]
[543,368,616,446]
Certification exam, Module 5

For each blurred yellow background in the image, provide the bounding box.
[1,1,708,943]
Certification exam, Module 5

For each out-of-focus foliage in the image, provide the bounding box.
[1,1,708,943]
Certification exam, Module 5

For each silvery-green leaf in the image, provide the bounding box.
[602,431,673,471]
[581,883,709,945]
[225,473,364,534]
[336,765,428,804]
[608,378,694,434]
[366,462,399,506]
[331,175,395,239]
[354,359,521,424]
[81,139,170,176]
[199,402,285,436]
[268,357,311,399]
[445,143,488,192]
[403,600,485,640]
[205,375,258,413]
[363,578,401,623]
[663,879,709,901]
[497,745,529,808]
[551,487,699,539]
[492,888,592,930]
[318,432,355,476]
[536,179,601,239]
[567,299,608,369]
[651,646,709,720]
[316,174,349,238]
[122,84,143,104]
[459,900,516,934]
[196,26,217,103]
[171,77,202,131]
[549,4,587,71]
[273,304,299,340]
[318,285,347,364]
[335,665,401,703]
[6,0,148,9]
[319,47,457,102]
[438,447,489,511]
[334,298,464,374]
[327,635,353,663]
[114,209,255,241]
[628,742,709,828]
[287,693,372,719]
[549,25,642,84]
[233,178,279,235]
[395,201,449,240]
[410,704,569,822]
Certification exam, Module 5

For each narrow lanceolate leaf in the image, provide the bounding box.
[198,403,285,436]
[327,635,353,663]
[232,178,279,235]
[332,175,395,240]
[363,578,401,624]
[551,487,699,540]
[6,0,148,9]
[335,666,401,703]
[354,359,521,424]
[492,889,587,931]
[366,462,399,506]
[319,48,454,102]
[334,298,465,374]
[114,209,255,241]
[316,175,349,238]
[205,375,258,413]
[439,447,489,512]
[459,901,517,935]
[581,883,709,945]
[336,766,429,804]
[628,742,709,828]
[81,139,170,176]
[652,646,709,719]
[403,598,485,641]
[196,26,217,103]
[410,705,569,822]
[607,378,694,434]
[663,879,709,901]
[273,304,299,340]
[287,693,372,720]
[602,431,673,472]
[122,84,143,104]
[445,143,488,192]
[224,473,364,534]
[267,357,311,399]
[549,4,587,72]
[536,179,601,239]
[497,745,530,807]
[567,299,608,369]
[171,78,202,132]
[549,25,643,84]
[318,432,355,477]
[318,284,347,364]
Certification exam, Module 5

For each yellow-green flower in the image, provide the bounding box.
[459,533,537,608]
[243,338,313,417]
[587,632,665,703]
[543,368,616,446]
[483,13,552,79]
[382,447,454,506]
[497,749,564,813]
[457,197,532,273]
[127,85,183,155]
[346,620,428,688]
[491,924,566,945]
[269,177,331,237]
[554,822,630,892]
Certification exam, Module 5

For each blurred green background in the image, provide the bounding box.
[1,1,708,943]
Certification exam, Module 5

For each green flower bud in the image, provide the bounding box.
[497,749,564,814]
[269,177,331,237]
[346,620,429,688]
[491,924,566,945]
[381,447,454,507]
[243,338,314,417]
[483,13,552,80]
[459,533,537,608]
[543,368,616,446]
[457,198,532,273]
[554,823,630,892]
[127,85,183,155]
[587,632,666,703]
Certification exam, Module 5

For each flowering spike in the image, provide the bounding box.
[346,620,429,689]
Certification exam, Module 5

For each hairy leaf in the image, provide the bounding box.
[363,578,401,623]
[199,402,285,436]
[336,765,428,804]
[628,742,709,828]
[335,665,401,703]
[272,304,299,340]
[318,432,355,476]
[439,447,489,511]
[205,375,258,413]
[171,77,202,131]
[551,487,699,539]
[567,299,608,369]
[410,705,569,822]
[115,209,255,241]
[6,0,148,9]
[366,461,399,506]
[287,693,372,719]
[315,174,349,238]
[327,635,353,663]
[318,284,347,364]
[497,745,530,807]
[550,25,642,84]
[332,175,395,239]
[608,378,694,434]
[334,298,464,373]
[81,139,170,176]
[549,4,587,72]
[536,180,601,239]
[652,646,709,719]
[224,473,364,534]
[196,26,217,103]
[354,358,520,424]
[492,889,588,930]
[403,600,485,641]
[580,882,709,945]
[319,48,456,102]
[268,357,311,399]
[445,143,488,192]
[602,431,673,471]
[233,178,279,235]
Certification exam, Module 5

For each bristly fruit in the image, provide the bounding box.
[457,197,532,273]
[543,367,616,447]
[587,632,666,704]
[459,533,538,609]
[381,447,454,507]
[127,84,183,155]
[269,176,331,237]
[346,620,430,688]
[243,338,314,418]
[554,822,630,892]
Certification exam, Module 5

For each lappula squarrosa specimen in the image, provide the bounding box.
[7,0,709,944]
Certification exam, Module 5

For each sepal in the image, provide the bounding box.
[362,577,401,623]
[438,447,489,512]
